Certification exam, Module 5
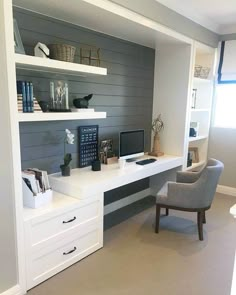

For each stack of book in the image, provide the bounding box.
[17,95,42,113]
[22,168,50,196]
[17,81,42,113]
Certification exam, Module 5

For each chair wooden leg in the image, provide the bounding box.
[197,211,204,241]
[165,208,169,216]
[203,211,206,224]
[155,205,161,233]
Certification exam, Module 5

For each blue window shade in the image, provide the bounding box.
[218,40,236,84]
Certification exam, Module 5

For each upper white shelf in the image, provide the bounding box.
[18,112,106,122]
[193,77,212,83]
[15,54,107,76]
[189,135,208,142]
[191,108,210,113]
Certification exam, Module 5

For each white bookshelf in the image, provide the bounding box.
[15,53,107,76]
[185,42,216,170]
[18,112,107,122]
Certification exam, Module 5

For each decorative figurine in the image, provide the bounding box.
[73,94,93,109]
[34,42,49,58]
[149,114,164,157]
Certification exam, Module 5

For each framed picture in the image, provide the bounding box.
[100,139,113,153]
[14,19,25,54]
[189,147,199,163]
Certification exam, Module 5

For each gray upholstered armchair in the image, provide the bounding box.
[155,159,224,240]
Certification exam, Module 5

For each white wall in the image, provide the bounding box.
[208,34,236,189]
[0,0,18,292]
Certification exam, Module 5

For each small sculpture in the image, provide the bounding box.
[73,94,93,109]
[149,114,164,157]
[34,42,49,58]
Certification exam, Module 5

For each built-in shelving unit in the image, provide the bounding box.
[1,0,216,294]
[185,42,215,171]
[15,53,107,76]
[18,112,107,122]
[15,51,108,122]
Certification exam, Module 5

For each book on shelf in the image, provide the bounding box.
[17,95,42,113]
[17,80,37,113]
[17,81,27,112]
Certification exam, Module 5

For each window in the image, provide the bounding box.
[214,84,236,128]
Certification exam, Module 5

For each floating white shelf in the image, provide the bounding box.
[191,108,210,113]
[186,161,205,171]
[193,77,212,83]
[15,54,107,76]
[188,135,208,142]
[18,112,107,122]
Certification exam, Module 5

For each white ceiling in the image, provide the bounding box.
[13,0,191,48]
[156,0,236,34]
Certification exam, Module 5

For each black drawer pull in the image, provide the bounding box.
[63,247,77,255]
[62,216,76,224]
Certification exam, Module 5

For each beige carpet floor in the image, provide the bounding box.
[28,193,236,295]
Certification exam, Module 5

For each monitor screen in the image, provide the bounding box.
[119,130,144,159]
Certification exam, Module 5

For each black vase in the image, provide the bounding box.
[60,165,70,176]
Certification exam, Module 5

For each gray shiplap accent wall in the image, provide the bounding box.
[14,8,155,175]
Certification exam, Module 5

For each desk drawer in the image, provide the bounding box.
[30,196,102,245]
[27,221,103,289]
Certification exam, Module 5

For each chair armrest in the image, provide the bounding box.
[176,171,200,183]
[166,181,205,209]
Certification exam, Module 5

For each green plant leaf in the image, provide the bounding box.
[64,153,72,166]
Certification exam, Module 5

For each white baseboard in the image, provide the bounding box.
[1,285,22,295]
[104,188,151,215]
[217,185,236,197]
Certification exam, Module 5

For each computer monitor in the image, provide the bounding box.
[119,129,144,161]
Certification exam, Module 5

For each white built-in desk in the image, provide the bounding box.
[49,154,183,199]
[23,155,183,290]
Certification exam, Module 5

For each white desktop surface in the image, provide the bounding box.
[49,155,183,199]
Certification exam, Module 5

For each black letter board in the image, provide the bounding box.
[78,125,98,168]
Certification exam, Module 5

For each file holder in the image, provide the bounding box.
[22,179,53,209]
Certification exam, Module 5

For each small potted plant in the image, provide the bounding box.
[149,114,164,157]
[60,129,75,176]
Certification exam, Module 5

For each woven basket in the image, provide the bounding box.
[194,65,210,79]
[48,44,76,62]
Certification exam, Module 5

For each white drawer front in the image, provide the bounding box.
[27,221,103,289]
[30,197,102,245]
